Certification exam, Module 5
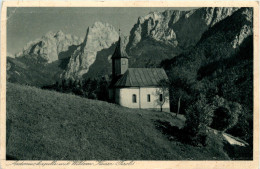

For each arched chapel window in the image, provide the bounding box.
[160,94,163,102]
[132,94,137,103]
[147,94,151,102]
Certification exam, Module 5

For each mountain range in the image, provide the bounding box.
[7,7,252,87]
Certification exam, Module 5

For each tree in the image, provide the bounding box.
[166,65,197,114]
[154,79,170,112]
[182,94,215,146]
[176,96,181,117]
[96,77,109,101]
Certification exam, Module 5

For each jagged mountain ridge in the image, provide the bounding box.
[7,7,251,86]
[127,7,239,50]
[7,22,120,85]
[15,31,83,63]
[126,7,240,68]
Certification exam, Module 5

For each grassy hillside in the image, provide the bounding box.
[6,83,230,160]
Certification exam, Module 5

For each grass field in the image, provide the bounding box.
[6,82,230,160]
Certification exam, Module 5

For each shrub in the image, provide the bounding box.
[211,107,231,131]
[210,96,240,131]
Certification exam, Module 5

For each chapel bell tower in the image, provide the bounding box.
[111,34,129,79]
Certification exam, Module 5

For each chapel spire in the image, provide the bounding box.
[111,33,129,59]
[111,30,129,79]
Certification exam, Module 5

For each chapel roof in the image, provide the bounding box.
[112,68,169,87]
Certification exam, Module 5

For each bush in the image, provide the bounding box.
[211,107,231,131]
[181,126,209,147]
[197,132,208,147]
[210,96,240,131]
[182,110,200,137]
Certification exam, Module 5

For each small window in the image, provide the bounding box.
[147,94,151,102]
[159,94,163,102]
[132,94,137,103]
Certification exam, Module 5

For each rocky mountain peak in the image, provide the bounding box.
[15,31,83,63]
[198,7,240,26]
[63,22,119,80]
[55,30,65,37]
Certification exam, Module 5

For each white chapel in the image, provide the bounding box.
[108,36,170,111]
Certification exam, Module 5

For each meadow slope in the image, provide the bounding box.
[6,83,230,160]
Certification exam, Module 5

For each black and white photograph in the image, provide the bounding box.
[1,1,259,168]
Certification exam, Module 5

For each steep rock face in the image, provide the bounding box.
[230,8,253,48]
[85,35,129,79]
[198,7,253,52]
[63,22,119,80]
[15,31,83,63]
[127,7,239,51]
[127,10,182,49]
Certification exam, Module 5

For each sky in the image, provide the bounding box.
[7,7,198,55]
